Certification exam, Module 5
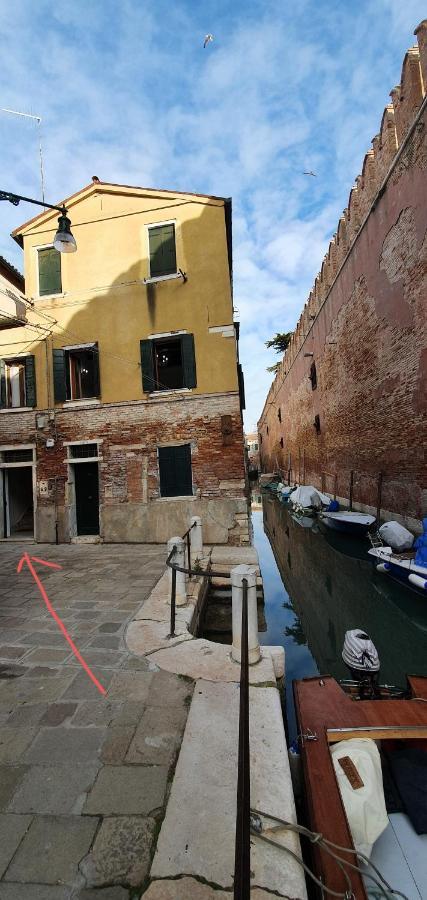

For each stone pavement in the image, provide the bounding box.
[0,541,194,900]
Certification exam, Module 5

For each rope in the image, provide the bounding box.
[250,808,410,900]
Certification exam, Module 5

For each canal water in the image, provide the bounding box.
[252,488,427,742]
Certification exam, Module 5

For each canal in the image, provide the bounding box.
[252,488,427,742]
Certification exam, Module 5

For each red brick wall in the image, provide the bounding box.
[0,392,248,543]
[259,36,427,528]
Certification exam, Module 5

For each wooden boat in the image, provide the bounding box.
[320,510,376,536]
[293,674,427,899]
[368,546,427,593]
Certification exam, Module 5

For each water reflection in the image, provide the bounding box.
[251,490,427,741]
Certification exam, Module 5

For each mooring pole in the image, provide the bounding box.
[376,471,383,525]
[349,470,354,510]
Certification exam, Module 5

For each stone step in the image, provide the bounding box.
[149,679,306,898]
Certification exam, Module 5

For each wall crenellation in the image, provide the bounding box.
[261,20,427,418]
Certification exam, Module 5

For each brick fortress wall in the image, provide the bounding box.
[1,392,249,545]
[258,22,427,530]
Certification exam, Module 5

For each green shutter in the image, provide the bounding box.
[140,340,155,392]
[149,224,177,277]
[24,355,37,407]
[53,349,67,402]
[181,334,196,389]
[0,359,5,408]
[158,444,192,497]
[91,344,100,397]
[238,363,246,410]
[38,247,62,296]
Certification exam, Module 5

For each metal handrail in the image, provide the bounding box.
[234,577,250,899]
[166,544,252,897]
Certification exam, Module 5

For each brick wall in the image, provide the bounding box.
[0,391,249,544]
[259,24,427,529]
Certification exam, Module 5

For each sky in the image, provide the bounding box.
[0,0,425,429]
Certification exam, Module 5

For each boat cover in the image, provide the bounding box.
[378,521,414,552]
[289,485,330,509]
[331,738,388,857]
[385,744,427,835]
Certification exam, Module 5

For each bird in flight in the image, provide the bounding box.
[303,171,317,176]
[203,34,214,48]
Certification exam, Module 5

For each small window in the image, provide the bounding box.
[1,449,33,463]
[140,335,196,393]
[278,408,282,423]
[69,444,98,458]
[309,361,317,390]
[260,434,263,444]
[266,426,269,435]
[148,224,177,278]
[254,443,258,451]
[158,444,192,497]
[280,437,284,448]
[38,247,62,296]
[314,414,321,433]
[52,346,100,403]
[0,356,36,408]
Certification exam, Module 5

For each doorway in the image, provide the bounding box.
[3,466,34,538]
[74,462,99,536]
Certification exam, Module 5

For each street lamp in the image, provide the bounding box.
[0,190,77,253]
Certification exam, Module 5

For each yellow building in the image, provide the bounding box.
[0,179,248,544]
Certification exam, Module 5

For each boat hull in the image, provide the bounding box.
[322,516,371,535]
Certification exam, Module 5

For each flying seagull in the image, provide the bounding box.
[303,171,317,176]
[203,34,214,48]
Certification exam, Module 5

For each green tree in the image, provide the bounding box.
[265,332,293,373]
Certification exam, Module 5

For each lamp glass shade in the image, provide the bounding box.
[53,213,77,253]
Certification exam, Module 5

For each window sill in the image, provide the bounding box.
[0,406,33,413]
[155,495,196,501]
[37,292,64,300]
[143,271,185,285]
[148,388,191,398]
[62,399,101,408]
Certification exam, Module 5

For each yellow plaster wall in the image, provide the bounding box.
[3,185,238,409]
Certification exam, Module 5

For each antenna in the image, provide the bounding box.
[1,107,45,202]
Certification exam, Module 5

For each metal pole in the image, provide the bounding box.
[376,471,383,525]
[349,470,354,511]
[334,473,338,501]
[186,530,191,580]
[234,578,250,900]
[170,567,176,638]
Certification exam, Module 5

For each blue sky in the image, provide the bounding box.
[0,0,425,428]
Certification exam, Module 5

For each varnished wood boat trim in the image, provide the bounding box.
[327,725,427,741]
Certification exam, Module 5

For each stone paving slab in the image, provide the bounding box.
[80,816,157,887]
[0,814,32,878]
[8,763,100,814]
[4,815,99,884]
[83,765,168,815]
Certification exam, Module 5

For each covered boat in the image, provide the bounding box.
[320,510,376,535]
[293,673,427,899]
[289,485,331,514]
[368,546,427,593]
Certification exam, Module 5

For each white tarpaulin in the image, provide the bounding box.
[379,521,414,552]
[289,485,330,509]
[331,738,388,858]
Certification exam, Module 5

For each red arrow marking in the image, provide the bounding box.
[17,552,107,696]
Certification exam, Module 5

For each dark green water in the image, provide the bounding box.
[252,491,427,742]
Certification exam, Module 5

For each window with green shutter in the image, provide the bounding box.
[140,334,196,392]
[158,444,192,497]
[0,356,36,408]
[148,224,177,278]
[38,247,62,296]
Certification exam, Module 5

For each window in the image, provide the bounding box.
[148,223,177,278]
[278,407,282,422]
[0,356,36,408]
[69,444,98,458]
[52,345,100,403]
[38,247,62,296]
[158,444,192,497]
[1,449,33,463]
[260,434,263,444]
[266,426,269,435]
[309,361,317,390]
[140,334,196,393]
[314,414,321,434]
[280,437,284,448]
[254,443,258,451]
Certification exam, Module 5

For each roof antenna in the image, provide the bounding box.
[1,108,45,202]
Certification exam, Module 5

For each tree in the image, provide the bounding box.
[265,332,293,373]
